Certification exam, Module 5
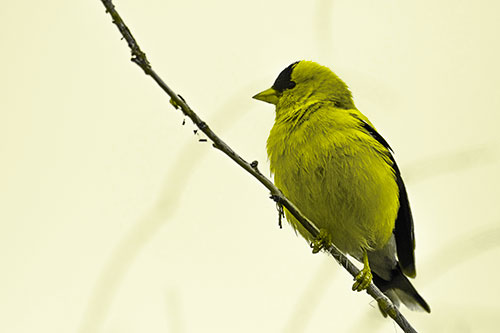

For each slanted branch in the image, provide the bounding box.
[99,1,419,332]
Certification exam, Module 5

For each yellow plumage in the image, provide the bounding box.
[253,60,430,313]
[268,105,399,258]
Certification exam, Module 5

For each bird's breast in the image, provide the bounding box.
[266,110,399,255]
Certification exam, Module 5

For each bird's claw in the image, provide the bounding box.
[352,265,372,292]
[310,229,331,254]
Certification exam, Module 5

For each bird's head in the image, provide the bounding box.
[253,60,355,111]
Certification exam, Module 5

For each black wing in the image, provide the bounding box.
[359,120,416,278]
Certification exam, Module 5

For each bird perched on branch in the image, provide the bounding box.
[253,61,430,314]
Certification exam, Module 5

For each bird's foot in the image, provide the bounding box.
[352,266,372,291]
[352,250,372,291]
[310,229,331,254]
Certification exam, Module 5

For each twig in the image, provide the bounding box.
[99,1,418,332]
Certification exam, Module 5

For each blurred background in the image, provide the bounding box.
[1,0,499,332]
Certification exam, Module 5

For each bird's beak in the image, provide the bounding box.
[252,88,280,105]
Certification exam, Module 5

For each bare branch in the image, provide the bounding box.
[99,1,418,332]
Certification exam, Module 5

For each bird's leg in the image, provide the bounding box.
[310,229,331,254]
[352,249,372,292]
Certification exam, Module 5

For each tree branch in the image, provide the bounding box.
[99,1,418,332]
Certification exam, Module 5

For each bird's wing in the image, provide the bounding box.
[354,116,417,278]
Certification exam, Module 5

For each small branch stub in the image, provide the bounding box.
[270,194,285,229]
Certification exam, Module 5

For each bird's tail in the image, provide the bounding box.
[372,265,430,315]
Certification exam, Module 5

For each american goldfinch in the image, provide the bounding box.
[253,61,430,313]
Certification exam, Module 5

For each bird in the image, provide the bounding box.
[252,60,430,314]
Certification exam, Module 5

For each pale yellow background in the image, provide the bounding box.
[1,1,499,332]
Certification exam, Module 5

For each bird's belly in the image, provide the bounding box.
[273,146,399,258]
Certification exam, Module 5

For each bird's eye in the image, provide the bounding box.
[288,81,296,89]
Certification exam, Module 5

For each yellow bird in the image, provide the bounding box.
[253,61,430,313]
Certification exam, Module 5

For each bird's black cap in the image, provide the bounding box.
[272,61,299,92]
